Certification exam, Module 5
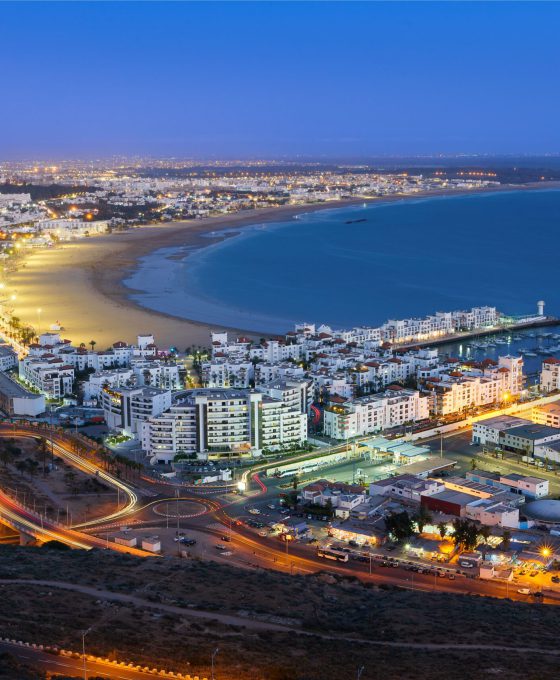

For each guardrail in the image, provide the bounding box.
[0,636,207,679]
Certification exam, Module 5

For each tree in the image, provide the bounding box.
[89,340,96,352]
[38,437,49,475]
[414,506,432,534]
[451,518,480,552]
[501,529,512,551]
[478,525,492,559]
[0,444,13,468]
[324,497,334,519]
[24,458,39,477]
[471,457,478,471]
[385,511,415,543]
[64,469,78,492]
[437,522,448,541]
[292,474,299,491]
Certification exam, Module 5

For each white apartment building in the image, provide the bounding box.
[323,387,429,439]
[254,362,305,385]
[142,388,308,464]
[540,357,560,393]
[257,379,311,414]
[101,386,172,436]
[202,359,254,388]
[82,368,134,401]
[132,360,181,390]
[423,356,524,416]
[0,345,18,372]
[19,357,74,399]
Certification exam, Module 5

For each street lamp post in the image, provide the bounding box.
[82,627,92,680]
[211,647,219,680]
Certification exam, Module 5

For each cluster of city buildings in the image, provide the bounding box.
[0,161,501,238]
[0,296,558,466]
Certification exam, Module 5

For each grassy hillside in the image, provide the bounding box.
[0,546,557,680]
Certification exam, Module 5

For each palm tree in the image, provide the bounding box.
[89,340,96,352]
[38,437,49,475]
[437,522,448,541]
[478,525,492,560]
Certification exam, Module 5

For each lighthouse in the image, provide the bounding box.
[537,300,545,316]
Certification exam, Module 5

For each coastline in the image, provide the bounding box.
[6,182,560,349]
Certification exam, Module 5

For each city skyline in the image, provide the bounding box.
[2,1,560,158]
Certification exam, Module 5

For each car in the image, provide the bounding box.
[530,571,539,577]
[221,535,231,542]
[258,530,267,537]
[248,508,261,515]
[267,504,276,510]
[215,544,227,551]
[517,588,531,595]
[551,576,560,583]
[447,573,456,580]
[182,539,196,546]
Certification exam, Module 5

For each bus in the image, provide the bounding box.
[317,547,349,562]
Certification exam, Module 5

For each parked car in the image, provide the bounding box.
[517,588,531,595]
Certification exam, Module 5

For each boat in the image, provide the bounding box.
[345,218,367,224]
[524,352,538,357]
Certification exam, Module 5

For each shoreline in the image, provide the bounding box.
[6,182,560,349]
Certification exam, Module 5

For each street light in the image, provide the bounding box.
[211,647,219,680]
[82,627,92,680]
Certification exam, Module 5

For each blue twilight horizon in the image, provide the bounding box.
[1,1,559,159]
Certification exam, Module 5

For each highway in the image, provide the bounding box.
[0,639,191,679]
[0,426,150,554]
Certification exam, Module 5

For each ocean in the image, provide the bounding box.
[124,188,560,336]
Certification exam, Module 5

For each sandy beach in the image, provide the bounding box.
[6,182,559,351]
[7,200,370,349]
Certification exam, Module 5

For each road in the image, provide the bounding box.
[0,426,150,555]
[0,639,185,679]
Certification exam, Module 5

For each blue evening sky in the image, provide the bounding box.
[1,1,559,159]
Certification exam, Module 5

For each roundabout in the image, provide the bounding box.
[152,499,208,519]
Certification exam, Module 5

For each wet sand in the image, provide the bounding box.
[7,183,558,350]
